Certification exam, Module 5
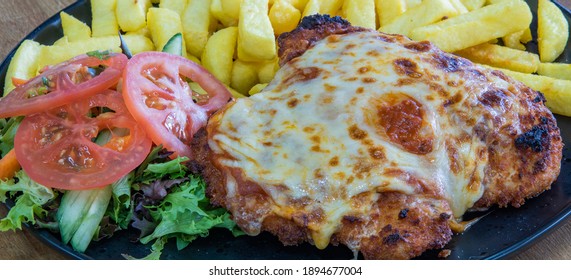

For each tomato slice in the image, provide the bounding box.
[14,89,152,190]
[122,52,232,158]
[0,52,128,119]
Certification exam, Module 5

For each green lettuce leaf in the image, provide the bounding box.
[140,174,240,246]
[107,173,134,229]
[0,117,22,156]
[130,157,242,259]
[0,170,55,231]
[141,156,189,183]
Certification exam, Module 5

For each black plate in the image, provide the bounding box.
[2,0,571,260]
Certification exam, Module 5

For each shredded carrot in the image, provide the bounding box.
[11,77,28,87]
[0,149,21,180]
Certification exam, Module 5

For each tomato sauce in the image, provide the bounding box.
[378,97,433,155]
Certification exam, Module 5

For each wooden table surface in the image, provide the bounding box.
[1,0,571,260]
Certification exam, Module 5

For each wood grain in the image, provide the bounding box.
[1,0,570,260]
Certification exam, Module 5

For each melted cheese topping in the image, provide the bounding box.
[208,31,498,248]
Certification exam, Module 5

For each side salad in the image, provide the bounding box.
[0,44,242,258]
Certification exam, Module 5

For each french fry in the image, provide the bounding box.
[53,36,69,46]
[376,0,406,28]
[60,12,91,42]
[520,28,533,43]
[460,0,485,11]
[37,36,121,70]
[3,40,42,96]
[269,0,302,35]
[221,0,242,20]
[455,43,539,73]
[487,66,571,117]
[182,0,215,58]
[116,0,151,32]
[147,7,186,54]
[231,60,260,95]
[185,53,201,65]
[249,83,268,95]
[91,0,119,37]
[302,0,320,17]
[225,86,248,98]
[201,27,238,85]
[538,63,571,80]
[449,0,469,14]
[538,0,569,62]
[258,58,279,84]
[121,34,155,54]
[211,0,238,27]
[502,30,526,51]
[126,27,151,38]
[410,0,532,53]
[405,0,422,8]
[302,0,343,18]
[342,0,376,29]
[285,0,309,10]
[237,0,276,62]
[380,0,460,37]
[160,0,188,16]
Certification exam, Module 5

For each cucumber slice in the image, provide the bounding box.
[57,186,112,249]
[162,33,183,56]
[69,186,113,253]
[56,129,124,253]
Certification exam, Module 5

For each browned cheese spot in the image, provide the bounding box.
[393,58,423,78]
[367,50,380,57]
[329,156,339,166]
[368,147,386,160]
[311,145,328,153]
[358,66,370,74]
[314,168,325,179]
[431,53,470,72]
[430,82,449,98]
[396,78,416,86]
[443,93,463,107]
[447,80,459,87]
[324,83,337,92]
[375,34,397,43]
[283,67,321,87]
[310,135,320,143]
[347,176,355,184]
[353,160,376,179]
[356,87,365,94]
[362,77,377,83]
[479,89,507,108]
[303,126,316,133]
[446,140,460,174]
[288,98,300,108]
[349,124,368,140]
[490,69,510,82]
[403,41,432,52]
